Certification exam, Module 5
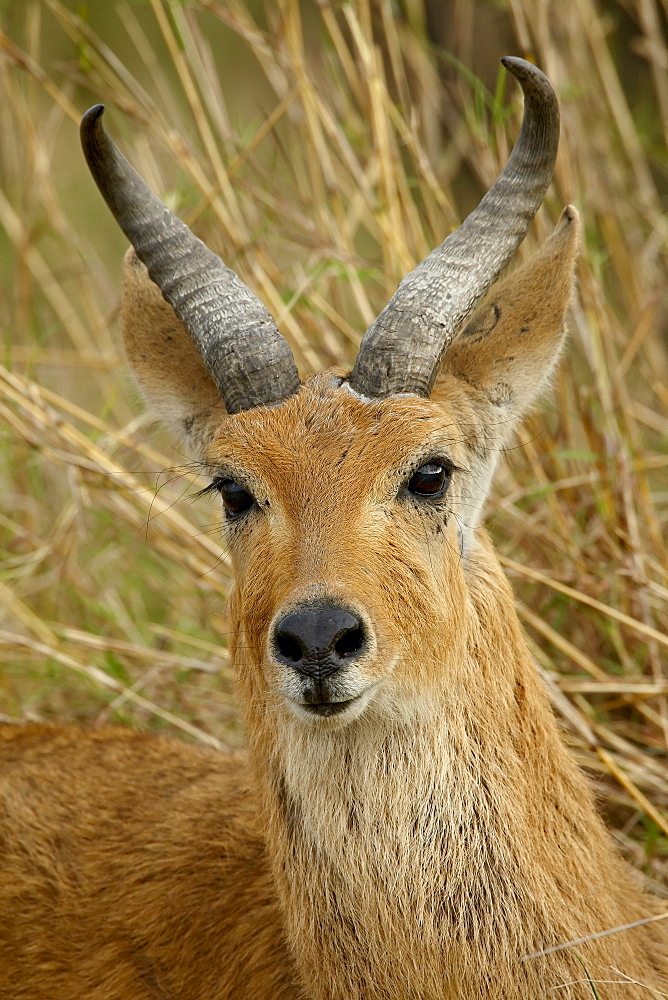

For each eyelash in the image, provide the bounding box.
[196,478,225,500]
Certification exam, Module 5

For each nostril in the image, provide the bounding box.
[275,632,304,664]
[272,603,367,675]
[334,626,365,660]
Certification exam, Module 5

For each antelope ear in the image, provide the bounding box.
[121,248,226,455]
[434,205,580,436]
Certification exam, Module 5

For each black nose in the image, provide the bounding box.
[273,602,366,678]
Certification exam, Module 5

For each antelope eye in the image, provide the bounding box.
[216,479,255,517]
[407,461,451,499]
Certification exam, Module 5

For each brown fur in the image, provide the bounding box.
[1,207,667,998]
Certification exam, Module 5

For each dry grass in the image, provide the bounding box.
[0,0,666,886]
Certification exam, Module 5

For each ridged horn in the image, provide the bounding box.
[348,57,560,400]
[80,105,300,414]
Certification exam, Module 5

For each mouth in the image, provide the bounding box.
[298,698,357,717]
[285,682,380,723]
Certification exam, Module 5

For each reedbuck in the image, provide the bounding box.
[1,58,667,999]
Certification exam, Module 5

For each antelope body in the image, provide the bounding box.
[1,59,667,999]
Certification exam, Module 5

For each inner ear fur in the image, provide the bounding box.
[434,206,581,430]
[121,248,226,453]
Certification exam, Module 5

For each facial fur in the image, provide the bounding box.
[205,374,481,727]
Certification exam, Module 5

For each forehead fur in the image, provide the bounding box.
[205,372,474,488]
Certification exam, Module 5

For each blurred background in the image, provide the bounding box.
[0,0,666,887]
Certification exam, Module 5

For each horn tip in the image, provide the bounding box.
[500,56,548,86]
[501,55,525,68]
[80,105,108,169]
[81,104,105,129]
[500,55,533,73]
[500,56,556,112]
[80,105,106,147]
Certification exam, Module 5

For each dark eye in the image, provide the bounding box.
[216,479,255,517]
[407,461,451,499]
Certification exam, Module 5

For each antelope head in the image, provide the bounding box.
[82,58,579,733]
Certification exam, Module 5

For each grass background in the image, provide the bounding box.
[0,0,666,890]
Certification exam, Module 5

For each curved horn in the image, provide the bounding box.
[348,57,560,400]
[80,105,300,414]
